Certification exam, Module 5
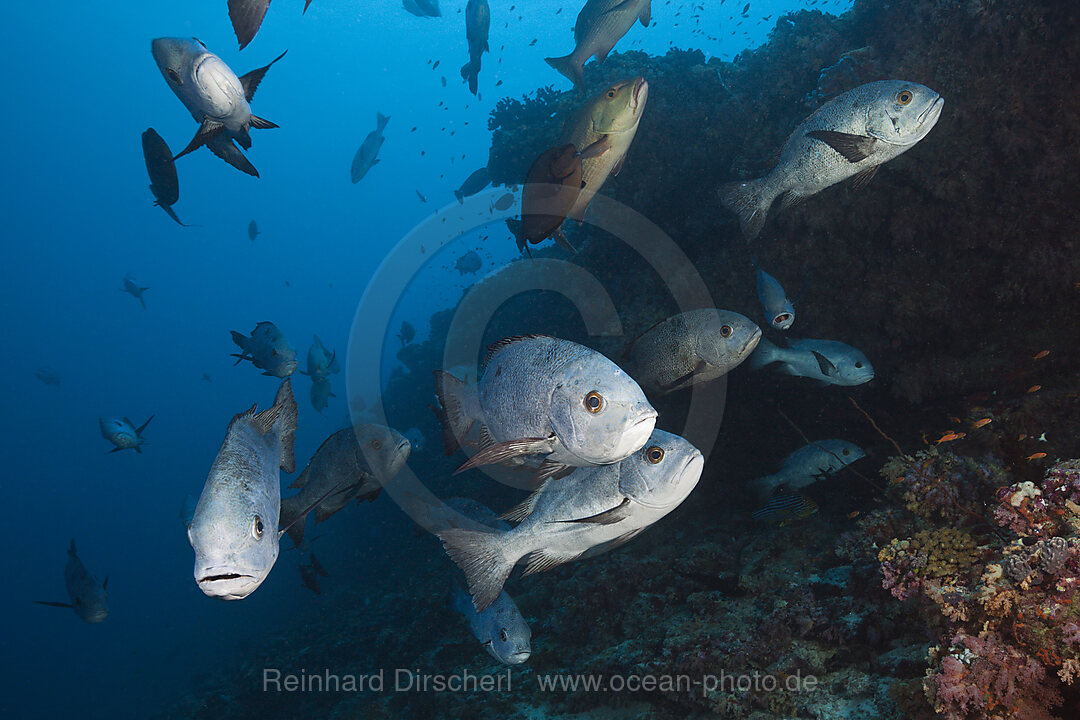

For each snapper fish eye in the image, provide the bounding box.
[896,89,913,105]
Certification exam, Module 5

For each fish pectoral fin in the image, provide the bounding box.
[805,130,878,163]
[240,49,289,102]
[639,0,652,26]
[107,447,123,454]
[810,350,837,377]
[533,460,574,484]
[249,114,279,130]
[658,360,708,393]
[522,548,583,576]
[453,436,557,475]
[34,601,74,609]
[557,497,633,526]
[174,119,225,161]
[577,138,610,159]
[206,135,259,177]
[610,153,628,177]
[850,164,879,189]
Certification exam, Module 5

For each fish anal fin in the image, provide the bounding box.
[805,130,878,163]
[850,164,879,189]
[522,548,581,576]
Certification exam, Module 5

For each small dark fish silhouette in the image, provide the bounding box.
[248,220,260,242]
[141,129,187,226]
[299,563,322,594]
[397,321,416,347]
[309,552,328,577]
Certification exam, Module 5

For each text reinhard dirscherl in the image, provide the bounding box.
[262,668,819,697]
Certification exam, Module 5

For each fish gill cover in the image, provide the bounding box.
[5,0,1080,719]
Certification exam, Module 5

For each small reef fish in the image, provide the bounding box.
[971,418,992,430]
[748,440,865,501]
[444,498,532,665]
[188,379,297,600]
[309,551,328,578]
[460,0,490,96]
[719,80,944,240]
[624,309,761,395]
[280,424,410,547]
[455,250,483,275]
[152,38,286,177]
[403,0,441,18]
[1027,453,1048,461]
[434,335,657,478]
[34,540,108,623]
[301,335,339,381]
[120,275,150,310]
[100,415,154,453]
[455,167,491,203]
[398,320,416,347]
[438,429,703,612]
[751,491,819,525]
[936,432,965,444]
[35,367,61,387]
[545,0,652,87]
[756,267,795,330]
[561,77,649,222]
[141,128,187,226]
[493,192,515,211]
[1027,385,1041,394]
[1033,350,1050,360]
[248,220,260,242]
[231,321,298,378]
[352,113,390,183]
[750,337,874,386]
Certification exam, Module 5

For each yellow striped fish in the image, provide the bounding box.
[751,492,819,526]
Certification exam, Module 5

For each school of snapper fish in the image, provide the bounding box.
[39,0,946,670]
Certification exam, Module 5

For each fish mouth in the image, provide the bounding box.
[633,451,704,508]
[632,77,649,109]
[197,570,262,600]
[506,650,532,664]
[772,314,792,328]
[198,573,253,583]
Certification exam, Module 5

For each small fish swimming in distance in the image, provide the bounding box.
[398,320,416,347]
[100,415,154,453]
[141,129,187,226]
[299,561,322,594]
[34,540,108,623]
[35,367,61,386]
[280,424,410,547]
[454,167,491,203]
[120,274,150,310]
[152,38,286,178]
[248,220,260,242]
[352,113,390,183]
[455,250,483,275]
[443,497,532,665]
[434,335,657,480]
[460,0,490,96]
[438,429,703,612]
[750,337,874,386]
[747,440,865,501]
[719,80,944,240]
[624,309,761,395]
[545,0,652,88]
[188,378,297,600]
[751,491,819,526]
[230,321,298,377]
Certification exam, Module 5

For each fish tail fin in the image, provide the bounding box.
[279,494,307,548]
[748,337,780,371]
[376,112,390,131]
[252,378,298,472]
[717,177,774,241]
[230,331,248,350]
[544,53,583,87]
[460,61,478,95]
[433,371,474,453]
[436,527,514,613]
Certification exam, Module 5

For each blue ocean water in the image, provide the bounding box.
[0,1,915,718]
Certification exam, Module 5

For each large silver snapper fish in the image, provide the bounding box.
[99,415,154,453]
[748,440,865,501]
[719,80,944,240]
[444,498,531,665]
[231,321,298,378]
[34,540,108,623]
[750,337,874,386]
[435,335,657,478]
[624,309,761,395]
[545,0,652,88]
[280,424,410,547]
[151,38,286,177]
[188,379,297,600]
[439,429,703,611]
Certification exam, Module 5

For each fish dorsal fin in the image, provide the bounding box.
[500,478,553,523]
[805,130,878,163]
[810,350,837,377]
[240,50,288,103]
[136,415,155,437]
[484,335,551,369]
[522,548,582,577]
[558,497,633,525]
